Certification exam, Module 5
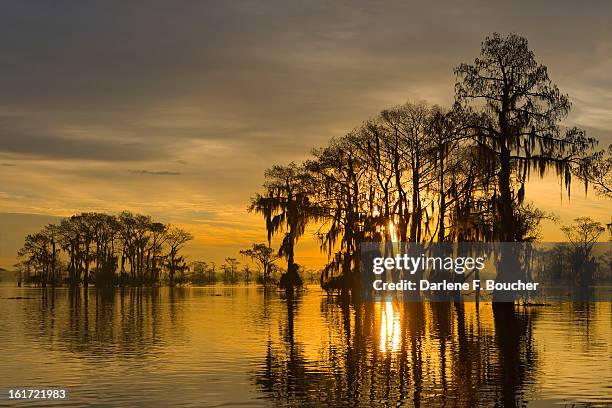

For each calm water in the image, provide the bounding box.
[0,285,610,407]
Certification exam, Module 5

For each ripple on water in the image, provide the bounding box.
[0,286,610,407]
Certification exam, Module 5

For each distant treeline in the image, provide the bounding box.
[16,212,193,287]
[190,256,319,286]
[534,243,612,287]
[534,220,612,287]
[249,33,612,296]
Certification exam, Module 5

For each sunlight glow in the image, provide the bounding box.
[379,301,401,354]
[388,220,397,242]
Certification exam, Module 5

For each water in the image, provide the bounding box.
[0,285,610,407]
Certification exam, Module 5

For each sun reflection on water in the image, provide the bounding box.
[379,301,401,354]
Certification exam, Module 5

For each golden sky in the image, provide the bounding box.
[0,1,611,269]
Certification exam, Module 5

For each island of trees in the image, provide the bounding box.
[15,212,193,287]
[15,213,318,288]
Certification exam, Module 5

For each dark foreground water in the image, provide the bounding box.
[0,285,610,407]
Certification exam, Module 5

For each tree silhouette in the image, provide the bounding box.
[454,33,596,298]
[17,212,193,287]
[454,33,595,242]
[249,163,319,294]
[222,257,239,284]
[561,217,605,289]
[576,143,612,198]
[247,33,605,300]
[165,226,193,286]
[17,226,58,286]
[240,243,279,285]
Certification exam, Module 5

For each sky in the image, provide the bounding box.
[0,0,611,269]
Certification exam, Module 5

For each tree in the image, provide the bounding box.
[380,102,438,243]
[223,257,239,283]
[454,33,595,298]
[242,265,253,283]
[147,222,168,284]
[208,262,217,283]
[303,268,319,284]
[249,163,318,294]
[16,224,64,286]
[17,211,193,287]
[561,217,605,258]
[18,231,53,286]
[165,226,193,286]
[240,243,279,284]
[307,136,368,294]
[72,213,98,286]
[455,33,595,242]
[247,33,605,301]
[561,217,605,289]
[576,144,612,198]
[89,213,120,286]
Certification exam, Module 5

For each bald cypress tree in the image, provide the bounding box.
[454,33,596,298]
[249,163,318,294]
[455,33,595,242]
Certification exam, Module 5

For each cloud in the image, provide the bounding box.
[0,123,169,162]
[1,1,610,165]
[129,170,182,176]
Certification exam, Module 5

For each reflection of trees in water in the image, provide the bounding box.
[22,287,186,360]
[256,298,540,407]
[567,302,596,347]
[255,295,327,405]
[492,303,538,408]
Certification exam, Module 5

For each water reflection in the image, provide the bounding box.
[255,295,608,407]
[255,295,323,405]
[379,302,401,354]
[13,287,186,361]
[0,286,609,407]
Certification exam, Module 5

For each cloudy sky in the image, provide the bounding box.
[1,0,611,268]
